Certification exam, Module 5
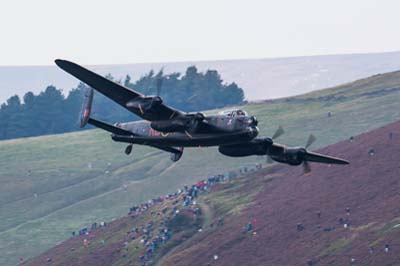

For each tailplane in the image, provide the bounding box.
[87,118,133,136]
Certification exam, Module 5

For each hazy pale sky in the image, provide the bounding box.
[0,0,399,66]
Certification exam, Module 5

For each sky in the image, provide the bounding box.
[0,0,399,66]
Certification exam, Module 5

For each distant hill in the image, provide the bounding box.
[2,51,400,103]
[1,70,400,265]
[24,120,400,266]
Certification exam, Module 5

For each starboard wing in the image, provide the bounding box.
[55,59,183,121]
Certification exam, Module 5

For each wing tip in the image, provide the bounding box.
[338,159,350,165]
[54,59,74,69]
[305,151,350,165]
[328,156,349,165]
[54,59,66,68]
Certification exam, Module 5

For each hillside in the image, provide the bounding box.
[25,120,400,266]
[1,70,400,265]
[162,121,400,266]
[3,51,400,102]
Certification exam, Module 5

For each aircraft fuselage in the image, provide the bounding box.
[113,114,259,147]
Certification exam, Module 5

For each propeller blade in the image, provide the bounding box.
[303,161,311,174]
[272,126,285,140]
[155,68,164,96]
[305,134,316,149]
[156,77,163,96]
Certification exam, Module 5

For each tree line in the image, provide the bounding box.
[0,66,245,140]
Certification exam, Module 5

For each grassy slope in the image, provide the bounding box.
[1,70,400,265]
[27,115,400,266]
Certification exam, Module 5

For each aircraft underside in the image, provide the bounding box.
[111,128,258,147]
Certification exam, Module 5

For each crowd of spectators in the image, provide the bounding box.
[65,163,263,266]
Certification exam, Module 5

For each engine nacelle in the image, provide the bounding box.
[126,96,163,112]
[218,138,272,157]
[270,148,306,166]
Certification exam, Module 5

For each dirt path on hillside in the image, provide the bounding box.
[154,197,214,266]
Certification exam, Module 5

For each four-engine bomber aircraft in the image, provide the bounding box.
[55,59,349,172]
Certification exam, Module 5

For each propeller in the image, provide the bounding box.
[156,77,163,97]
[155,69,164,97]
[142,70,164,111]
[303,160,311,174]
[272,126,285,140]
[302,134,317,174]
[305,134,316,149]
[147,69,164,109]
[266,155,274,164]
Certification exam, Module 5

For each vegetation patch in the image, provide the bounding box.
[318,237,353,258]
[205,175,265,217]
[373,217,400,237]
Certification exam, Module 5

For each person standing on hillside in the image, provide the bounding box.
[368,247,374,254]
[297,223,305,231]
[217,218,224,227]
[246,221,253,232]
[247,222,252,231]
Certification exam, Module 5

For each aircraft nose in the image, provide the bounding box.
[247,126,259,138]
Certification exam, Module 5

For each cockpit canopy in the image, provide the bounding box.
[219,109,248,117]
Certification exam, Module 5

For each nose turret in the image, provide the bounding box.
[246,125,259,138]
[246,116,258,127]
